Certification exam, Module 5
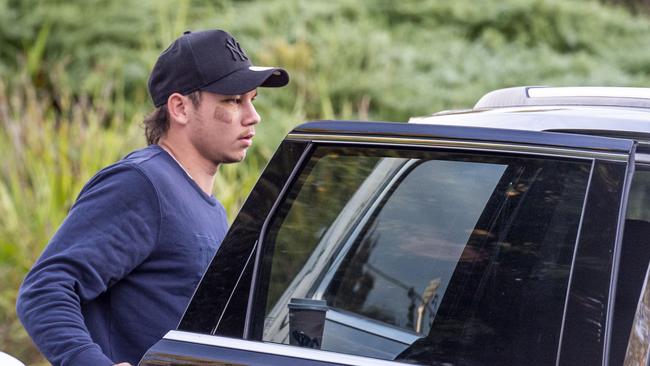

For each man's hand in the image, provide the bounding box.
[113,363,132,366]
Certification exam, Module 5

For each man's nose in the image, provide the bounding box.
[242,102,261,126]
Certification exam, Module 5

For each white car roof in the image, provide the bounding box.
[410,87,650,139]
[410,106,650,135]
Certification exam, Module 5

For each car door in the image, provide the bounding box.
[139,121,636,366]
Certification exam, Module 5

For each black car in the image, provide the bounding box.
[140,86,650,366]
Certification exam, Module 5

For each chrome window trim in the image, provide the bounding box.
[164,330,416,366]
[286,134,628,162]
[325,308,421,345]
[636,153,650,163]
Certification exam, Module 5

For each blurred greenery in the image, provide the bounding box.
[1,0,650,363]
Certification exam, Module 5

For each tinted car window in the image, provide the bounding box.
[611,165,650,365]
[626,165,650,221]
[264,153,382,314]
[321,159,506,335]
[624,259,650,366]
[254,146,591,365]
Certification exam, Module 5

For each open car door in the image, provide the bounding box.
[140,121,636,366]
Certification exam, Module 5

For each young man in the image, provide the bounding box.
[16,29,289,366]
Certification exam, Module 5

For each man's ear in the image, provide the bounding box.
[167,93,191,126]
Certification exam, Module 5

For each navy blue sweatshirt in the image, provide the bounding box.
[16,145,228,365]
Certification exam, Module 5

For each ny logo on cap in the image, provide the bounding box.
[226,38,248,61]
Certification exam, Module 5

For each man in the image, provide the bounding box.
[16,29,289,366]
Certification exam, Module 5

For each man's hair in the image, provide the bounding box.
[143,91,202,145]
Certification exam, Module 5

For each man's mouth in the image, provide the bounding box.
[239,132,255,146]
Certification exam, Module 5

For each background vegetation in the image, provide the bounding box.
[1,0,650,363]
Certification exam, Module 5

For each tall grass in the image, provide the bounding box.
[0,69,144,364]
[2,0,650,363]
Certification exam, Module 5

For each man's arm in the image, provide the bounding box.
[16,165,160,366]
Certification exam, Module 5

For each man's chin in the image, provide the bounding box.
[218,153,247,165]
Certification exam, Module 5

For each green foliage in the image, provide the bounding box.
[0,70,143,364]
[603,0,650,14]
[1,0,650,363]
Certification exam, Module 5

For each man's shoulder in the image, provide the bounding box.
[109,145,180,184]
[121,145,166,166]
[79,145,201,206]
[77,146,168,197]
[119,145,188,187]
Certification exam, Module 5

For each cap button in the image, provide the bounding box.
[183,30,191,35]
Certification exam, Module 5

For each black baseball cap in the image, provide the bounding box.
[148,29,289,107]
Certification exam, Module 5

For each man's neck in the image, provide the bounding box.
[157,141,218,195]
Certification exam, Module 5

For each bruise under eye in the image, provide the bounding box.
[212,103,234,121]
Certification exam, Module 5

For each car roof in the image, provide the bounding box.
[410,106,650,134]
[409,87,650,148]
[291,120,635,157]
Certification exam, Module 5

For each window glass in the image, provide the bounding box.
[624,262,650,366]
[611,165,650,365]
[626,166,650,221]
[321,160,506,334]
[257,147,591,365]
[264,153,382,313]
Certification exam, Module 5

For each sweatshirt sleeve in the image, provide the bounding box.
[16,164,161,366]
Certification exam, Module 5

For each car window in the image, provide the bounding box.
[320,159,506,335]
[624,261,650,366]
[263,153,383,314]
[626,165,650,221]
[611,165,650,365]
[254,146,591,365]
